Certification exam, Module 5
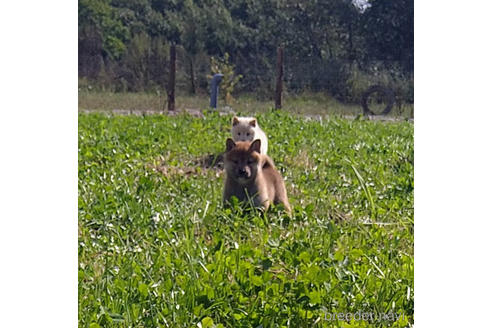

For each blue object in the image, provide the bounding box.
[210,73,224,109]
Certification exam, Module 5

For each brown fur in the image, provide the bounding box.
[223,138,291,214]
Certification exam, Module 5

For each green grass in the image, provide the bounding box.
[79,110,414,327]
[78,90,414,118]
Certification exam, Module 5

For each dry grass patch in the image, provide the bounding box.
[148,152,225,178]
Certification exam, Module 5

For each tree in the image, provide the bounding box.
[362,0,414,72]
[79,0,130,60]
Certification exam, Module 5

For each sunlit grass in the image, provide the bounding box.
[78,110,413,327]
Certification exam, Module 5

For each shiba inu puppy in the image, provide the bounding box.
[231,116,268,155]
[223,138,290,214]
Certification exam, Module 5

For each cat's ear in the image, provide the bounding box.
[232,116,240,126]
[226,138,236,152]
[249,139,261,153]
[249,119,256,127]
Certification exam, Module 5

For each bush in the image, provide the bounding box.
[348,64,414,104]
[208,52,243,105]
[284,58,413,105]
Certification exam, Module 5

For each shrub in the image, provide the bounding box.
[208,52,243,105]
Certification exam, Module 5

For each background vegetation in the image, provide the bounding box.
[79,111,414,327]
[78,0,414,105]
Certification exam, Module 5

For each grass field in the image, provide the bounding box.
[78,90,414,118]
[78,110,414,327]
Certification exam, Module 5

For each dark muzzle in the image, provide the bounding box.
[237,168,250,178]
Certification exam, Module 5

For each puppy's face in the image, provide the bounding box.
[231,117,256,142]
[224,138,262,184]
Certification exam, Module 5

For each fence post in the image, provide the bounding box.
[189,56,196,94]
[275,46,284,109]
[167,44,176,111]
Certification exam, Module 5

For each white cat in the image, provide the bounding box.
[231,116,268,155]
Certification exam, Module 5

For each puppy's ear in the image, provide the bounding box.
[249,139,261,153]
[226,138,236,152]
[232,116,239,126]
[249,119,256,127]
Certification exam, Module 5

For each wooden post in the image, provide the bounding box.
[167,44,176,111]
[275,46,284,109]
[189,55,196,94]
